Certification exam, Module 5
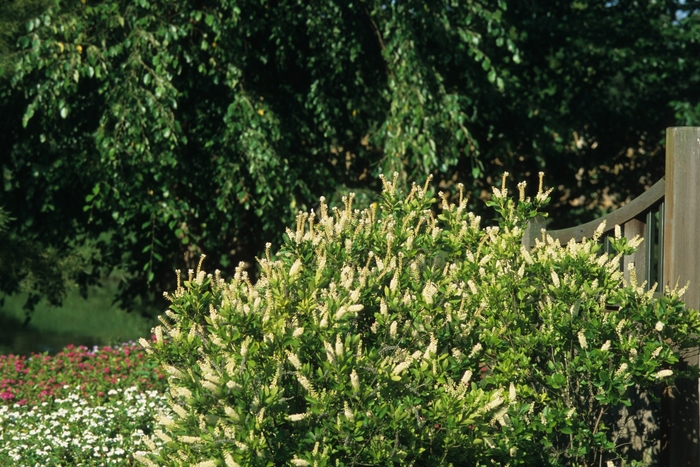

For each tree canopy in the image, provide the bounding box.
[1,0,699,313]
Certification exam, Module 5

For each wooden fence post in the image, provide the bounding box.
[662,126,700,467]
[523,215,546,251]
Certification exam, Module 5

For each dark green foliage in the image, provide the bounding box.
[0,205,103,313]
[489,1,700,226]
[1,0,515,310]
[0,0,56,78]
[1,0,699,313]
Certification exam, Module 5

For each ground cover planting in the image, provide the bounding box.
[0,341,170,466]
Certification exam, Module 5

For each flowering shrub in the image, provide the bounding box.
[137,173,700,467]
[0,341,166,408]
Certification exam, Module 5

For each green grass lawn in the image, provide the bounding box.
[0,275,160,356]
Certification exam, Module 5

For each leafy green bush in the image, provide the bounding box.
[135,173,700,467]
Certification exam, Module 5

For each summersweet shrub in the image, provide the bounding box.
[135,173,700,467]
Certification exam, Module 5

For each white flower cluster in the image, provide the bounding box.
[1,387,170,466]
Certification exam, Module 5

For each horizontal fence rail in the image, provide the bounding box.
[524,178,666,293]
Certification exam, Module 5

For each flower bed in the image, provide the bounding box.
[0,341,170,466]
[0,342,166,407]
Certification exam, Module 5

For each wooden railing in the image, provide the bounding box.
[524,127,700,467]
[524,178,666,292]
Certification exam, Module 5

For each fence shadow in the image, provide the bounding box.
[608,384,663,467]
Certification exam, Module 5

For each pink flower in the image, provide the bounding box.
[0,391,15,400]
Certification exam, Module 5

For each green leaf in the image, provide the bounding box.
[487,69,496,83]
[22,107,34,127]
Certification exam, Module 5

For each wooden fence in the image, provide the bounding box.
[523,127,700,467]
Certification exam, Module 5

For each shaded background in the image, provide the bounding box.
[1,0,699,355]
[0,274,156,356]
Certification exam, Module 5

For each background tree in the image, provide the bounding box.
[482,0,700,227]
[1,0,699,314]
[0,0,56,78]
[1,0,102,316]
